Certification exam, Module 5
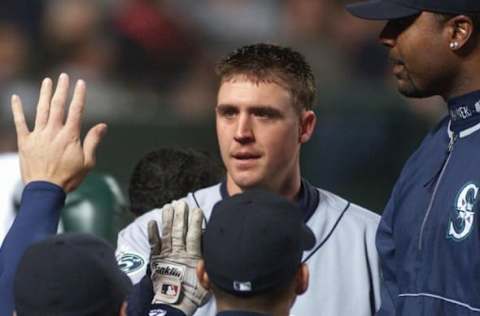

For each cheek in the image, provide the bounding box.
[216,121,229,156]
[262,125,299,164]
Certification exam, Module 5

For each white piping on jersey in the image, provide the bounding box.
[448,120,480,139]
[302,202,350,263]
[399,293,480,312]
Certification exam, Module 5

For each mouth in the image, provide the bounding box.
[231,152,262,160]
[388,57,406,77]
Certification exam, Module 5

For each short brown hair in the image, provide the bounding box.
[215,43,316,112]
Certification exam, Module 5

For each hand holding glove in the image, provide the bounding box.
[148,201,211,316]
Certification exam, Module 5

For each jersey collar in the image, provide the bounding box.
[219,179,319,223]
[447,90,480,138]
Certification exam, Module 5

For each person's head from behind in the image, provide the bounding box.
[129,147,225,217]
[215,43,317,197]
[197,189,315,316]
[346,0,480,99]
[13,233,132,316]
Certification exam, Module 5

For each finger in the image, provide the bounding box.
[82,123,107,170]
[161,205,174,255]
[186,207,203,257]
[148,220,162,254]
[11,95,29,139]
[48,73,69,127]
[65,79,86,135]
[34,78,53,130]
[171,201,188,252]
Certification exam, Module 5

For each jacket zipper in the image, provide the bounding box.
[418,133,457,251]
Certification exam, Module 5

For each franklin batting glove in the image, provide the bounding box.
[148,201,210,316]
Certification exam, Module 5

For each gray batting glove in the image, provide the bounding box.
[148,201,211,316]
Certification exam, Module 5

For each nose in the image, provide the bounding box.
[234,113,254,144]
[379,21,396,48]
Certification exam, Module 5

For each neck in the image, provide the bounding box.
[441,59,480,100]
[216,301,290,316]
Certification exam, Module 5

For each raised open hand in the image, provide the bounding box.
[11,73,107,192]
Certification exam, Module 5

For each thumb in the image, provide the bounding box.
[148,220,162,254]
[83,123,107,169]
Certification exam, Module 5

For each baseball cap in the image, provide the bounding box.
[203,189,316,296]
[14,233,132,316]
[346,0,480,20]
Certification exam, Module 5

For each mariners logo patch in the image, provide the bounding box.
[447,182,479,241]
[117,253,145,274]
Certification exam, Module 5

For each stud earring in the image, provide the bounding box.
[450,42,459,49]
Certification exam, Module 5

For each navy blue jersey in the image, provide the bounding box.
[377,90,480,315]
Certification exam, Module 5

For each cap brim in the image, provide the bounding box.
[346,0,421,20]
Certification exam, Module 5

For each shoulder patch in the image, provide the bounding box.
[117,253,145,274]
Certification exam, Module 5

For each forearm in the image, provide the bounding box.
[0,181,65,316]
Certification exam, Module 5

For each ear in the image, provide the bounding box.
[196,260,211,290]
[119,301,128,316]
[299,111,316,144]
[295,263,310,295]
[445,15,474,50]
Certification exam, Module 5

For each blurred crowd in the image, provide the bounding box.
[0,0,448,211]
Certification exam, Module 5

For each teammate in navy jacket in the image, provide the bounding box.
[346,0,480,314]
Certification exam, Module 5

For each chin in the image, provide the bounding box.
[397,85,435,99]
[231,173,263,190]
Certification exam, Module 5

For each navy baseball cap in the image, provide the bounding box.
[14,233,132,316]
[346,0,480,20]
[203,189,316,296]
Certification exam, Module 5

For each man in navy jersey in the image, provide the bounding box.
[346,0,480,314]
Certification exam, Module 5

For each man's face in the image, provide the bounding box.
[379,12,455,98]
[216,77,308,193]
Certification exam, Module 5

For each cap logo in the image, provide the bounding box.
[233,281,252,292]
[117,253,145,274]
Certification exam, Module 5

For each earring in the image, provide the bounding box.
[450,42,459,49]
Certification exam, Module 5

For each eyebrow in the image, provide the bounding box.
[217,104,283,114]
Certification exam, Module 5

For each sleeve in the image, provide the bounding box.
[375,186,400,316]
[0,181,65,316]
[116,207,168,284]
[116,216,154,284]
[374,128,435,316]
[127,274,154,316]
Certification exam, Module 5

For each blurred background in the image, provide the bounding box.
[0,0,447,215]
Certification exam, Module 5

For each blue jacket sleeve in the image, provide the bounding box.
[127,274,154,316]
[375,195,398,316]
[0,181,65,316]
